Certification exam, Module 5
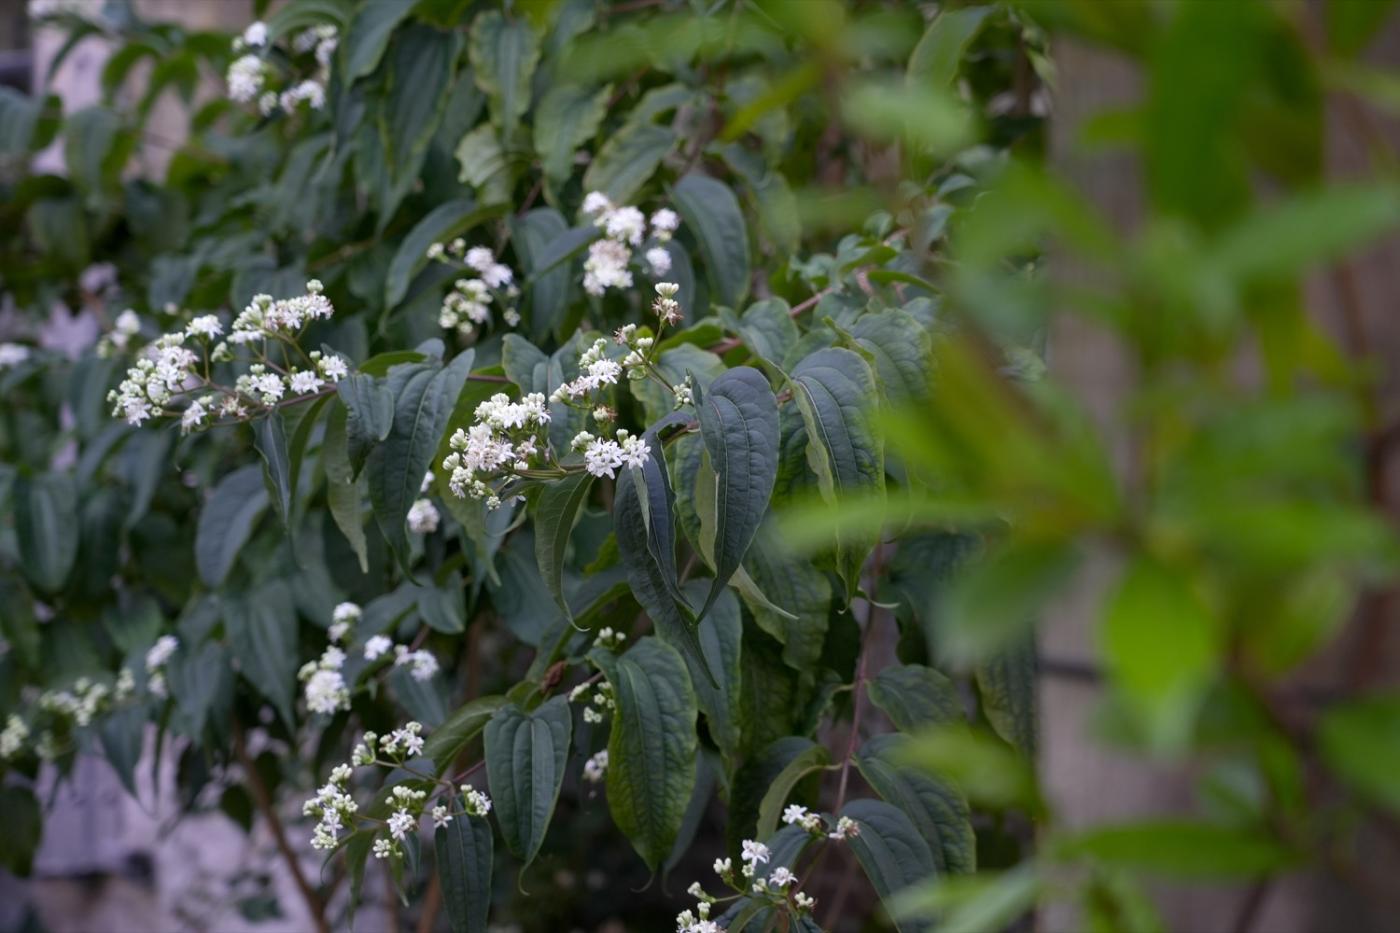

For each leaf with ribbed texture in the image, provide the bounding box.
[437,811,493,933]
[856,733,975,875]
[582,122,675,205]
[843,797,939,932]
[469,10,540,137]
[789,347,884,600]
[337,373,393,477]
[868,664,963,733]
[484,696,572,867]
[595,637,698,870]
[976,636,1038,758]
[663,580,742,764]
[195,465,268,588]
[424,695,510,771]
[534,83,610,185]
[722,298,797,366]
[380,24,460,187]
[534,472,594,621]
[341,0,413,81]
[850,308,932,405]
[727,735,818,859]
[614,464,714,687]
[253,413,292,527]
[14,472,78,593]
[692,366,779,622]
[167,640,233,741]
[367,351,474,559]
[672,173,750,309]
[739,518,831,670]
[224,582,297,726]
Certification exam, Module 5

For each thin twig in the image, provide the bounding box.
[233,725,329,933]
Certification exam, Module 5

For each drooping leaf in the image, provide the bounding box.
[14,471,78,593]
[484,697,572,867]
[253,413,293,527]
[856,734,975,874]
[843,798,939,932]
[195,465,269,588]
[582,122,675,205]
[755,742,829,841]
[596,637,698,870]
[907,5,992,88]
[664,580,743,765]
[671,173,751,309]
[437,811,493,933]
[509,208,573,342]
[788,347,883,600]
[368,351,475,559]
[534,472,595,621]
[976,636,1038,758]
[224,582,298,726]
[424,695,511,772]
[692,367,779,621]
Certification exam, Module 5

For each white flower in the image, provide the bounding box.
[241,21,268,48]
[461,784,492,817]
[387,809,416,841]
[583,750,608,783]
[372,837,395,859]
[395,649,439,682]
[145,635,178,672]
[582,239,633,296]
[328,621,349,643]
[180,399,208,432]
[602,205,646,246]
[769,867,796,888]
[650,208,679,241]
[713,857,732,876]
[645,247,672,276]
[364,635,393,660]
[583,438,625,479]
[431,805,453,829]
[333,602,362,625]
[420,471,435,493]
[320,355,349,381]
[280,79,326,111]
[829,815,860,840]
[581,191,613,216]
[794,891,816,911]
[464,246,495,272]
[407,498,440,534]
[741,840,770,866]
[619,433,650,470]
[289,370,324,394]
[187,315,222,338]
[0,343,30,368]
[305,669,349,715]
[0,715,29,760]
[226,54,264,103]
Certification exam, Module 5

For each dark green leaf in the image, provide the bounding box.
[692,366,779,621]
[1318,693,1400,816]
[14,471,78,593]
[386,199,503,308]
[484,696,572,867]
[509,208,573,342]
[868,664,963,734]
[253,413,293,527]
[849,308,932,405]
[597,637,698,870]
[323,405,369,572]
[755,742,829,841]
[337,374,394,476]
[424,695,510,772]
[671,173,751,309]
[843,798,938,931]
[534,472,595,621]
[224,582,297,726]
[534,83,610,184]
[666,580,742,764]
[856,733,975,874]
[437,812,493,933]
[582,122,675,205]
[469,10,540,137]
[342,0,414,81]
[195,465,269,588]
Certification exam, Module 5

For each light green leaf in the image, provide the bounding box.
[582,121,675,205]
[534,83,610,184]
[1317,693,1400,816]
[469,10,540,137]
[437,811,493,933]
[1058,820,1296,878]
[14,472,78,594]
[597,637,698,870]
[671,173,750,309]
[195,465,268,588]
[907,6,992,88]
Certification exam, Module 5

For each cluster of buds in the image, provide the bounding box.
[685,815,847,926]
[426,241,520,337]
[569,679,615,725]
[299,642,350,716]
[305,764,358,850]
[595,627,627,651]
[107,281,347,431]
[227,20,335,117]
[580,192,680,296]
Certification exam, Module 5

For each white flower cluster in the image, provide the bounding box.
[145,634,178,699]
[571,428,650,480]
[327,601,361,643]
[426,241,520,337]
[107,280,346,430]
[299,643,350,716]
[393,644,440,682]
[570,679,615,725]
[782,804,859,842]
[228,20,334,116]
[305,763,358,850]
[595,627,627,651]
[688,824,828,924]
[0,715,30,760]
[407,497,440,534]
[580,192,679,296]
[331,601,439,681]
[582,749,609,783]
[442,392,550,504]
[6,668,139,763]
[97,309,142,357]
[0,343,30,369]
